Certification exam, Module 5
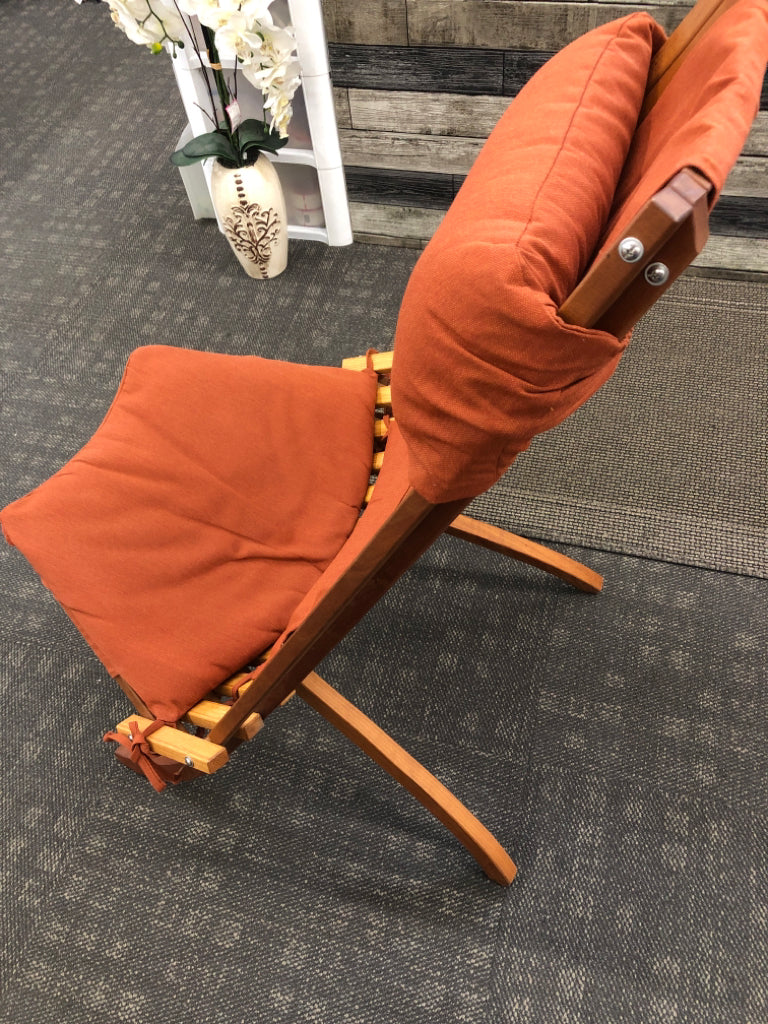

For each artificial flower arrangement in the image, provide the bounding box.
[80,0,301,168]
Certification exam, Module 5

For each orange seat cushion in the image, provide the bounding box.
[390,13,665,503]
[1,346,378,722]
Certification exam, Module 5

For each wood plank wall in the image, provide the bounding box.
[322,0,768,275]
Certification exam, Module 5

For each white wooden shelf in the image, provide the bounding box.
[169,0,352,246]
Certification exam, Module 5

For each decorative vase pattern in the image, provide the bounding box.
[211,155,288,279]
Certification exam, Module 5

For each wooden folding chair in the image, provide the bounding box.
[2,0,765,887]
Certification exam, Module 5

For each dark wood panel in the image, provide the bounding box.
[710,196,768,238]
[329,43,768,109]
[332,44,520,95]
[345,168,768,237]
[345,166,455,209]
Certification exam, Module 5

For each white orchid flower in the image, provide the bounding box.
[107,0,186,47]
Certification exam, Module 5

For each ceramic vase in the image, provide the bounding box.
[210,155,288,279]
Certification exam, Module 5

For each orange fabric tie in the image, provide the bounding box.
[103,718,181,793]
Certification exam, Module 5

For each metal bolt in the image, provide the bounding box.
[184,756,194,767]
[644,262,670,286]
[618,237,644,263]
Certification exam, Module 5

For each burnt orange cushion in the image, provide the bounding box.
[601,0,768,253]
[390,13,665,503]
[1,346,378,722]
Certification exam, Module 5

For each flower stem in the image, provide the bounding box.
[202,26,232,133]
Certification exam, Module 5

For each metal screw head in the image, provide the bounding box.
[644,262,670,286]
[618,237,644,263]
[184,756,194,768]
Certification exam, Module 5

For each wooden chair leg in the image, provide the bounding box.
[447,514,603,594]
[295,671,517,886]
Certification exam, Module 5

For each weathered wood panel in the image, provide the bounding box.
[331,43,767,109]
[326,0,767,272]
[692,236,768,274]
[744,112,768,156]
[322,0,408,45]
[351,203,768,275]
[346,89,511,137]
[340,127,766,198]
[349,201,444,242]
[332,87,352,129]
[345,167,456,209]
[405,0,688,50]
[328,43,506,93]
[711,197,768,238]
[346,166,768,234]
[722,157,768,198]
[339,128,484,174]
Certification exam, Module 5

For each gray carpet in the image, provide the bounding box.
[474,276,768,578]
[1,2,766,1023]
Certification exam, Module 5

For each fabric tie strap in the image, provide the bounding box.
[103,718,183,793]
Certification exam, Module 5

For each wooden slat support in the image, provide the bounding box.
[115,717,229,774]
[342,350,394,373]
[296,671,517,886]
[184,699,264,741]
[447,514,603,594]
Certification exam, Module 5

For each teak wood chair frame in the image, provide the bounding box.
[108,0,733,885]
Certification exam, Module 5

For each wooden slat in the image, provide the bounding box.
[745,113,768,156]
[322,0,408,45]
[376,384,392,406]
[115,717,228,774]
[329,42,505,93]
[340,127,484,174]
[332,86,352,129]
[372,451,386,471]
[347,88,509,138]
[346,166,455,210]
[342,129,765,198]
[350,200,443,242]
[404,1,687,51]
[348,87,761,151]
[341,350,394,372]
[722,157,768,198]
[711,196,768,238]
[184,699,264,741]
[692,234,768,273]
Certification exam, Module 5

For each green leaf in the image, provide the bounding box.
[170,130,239,167]
[237,119,270,147]
[237,120,289,161]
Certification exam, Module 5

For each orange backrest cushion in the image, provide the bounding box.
[390,14,665,504]
[601,0,768,253]
[1,346,378,722]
